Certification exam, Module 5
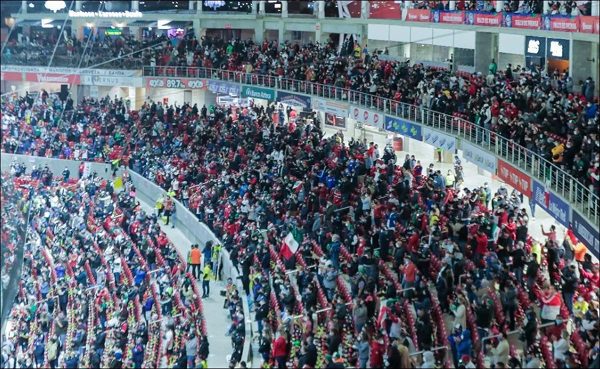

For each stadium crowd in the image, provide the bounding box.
[1,86,599,369]
[0,162,209,368]
[3,32,599,197]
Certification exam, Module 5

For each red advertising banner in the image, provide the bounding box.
[434,10,465,24]
[497,159,532,198]
[466,11,503,26]
[24,73,80,84]
[543,16,579,32]
[406,9,431,22]
[145,77,207,89]
[503,13,542,29]
[369,1,402,19]
[579,16,600,34]
[1,71,22,81]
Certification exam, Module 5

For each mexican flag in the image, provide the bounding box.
[280,228,303,260]
[293,180,303,193]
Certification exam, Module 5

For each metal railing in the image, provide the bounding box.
[141,65,599,226]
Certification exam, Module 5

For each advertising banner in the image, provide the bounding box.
[532,179,570,227]
[461,141,497,174]
[277,91,311,109]
[571,210,600,259]
[349,105,384,129]
[465,11,503,26]
[0,65,138,77]
[81,75,143,87]
[421,127,456,151]
[312,98,349,117]
[406,9,431,22]
[503,13,542,29]
[24,73,80,84]
[1,71,22,81]
[432,10,465,24]
[497,159,532,197]
[208,80,241,95]
[324,113,346,129]
[145,77,207,89]
[579,16,600,34]
[369,1,402,19]
[384,116,422,141]
[543,15,579,32]
[241,86,276,101]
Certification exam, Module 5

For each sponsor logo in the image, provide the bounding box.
[36,74,70,83]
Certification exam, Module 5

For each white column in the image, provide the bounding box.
[252,1,258,15]
[593,1,599,16]
[189,0,194,10]
[281,0,288,17]
[75,0,82,11]
[495,0,504,12]
[259,1,266,15]
[315,0,325,18]
[21,0,27,13]
[132,0,139,11]
[197,0,202,14]
[193,19,201,38]
[448,1,456,10]
[543,0,550,14]
[361,0,369,19]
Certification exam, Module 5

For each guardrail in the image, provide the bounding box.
[141,65,599,228]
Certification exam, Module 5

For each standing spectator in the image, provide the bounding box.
[272,328,288,369]
[188,244,202,280]
[201,263,214,298]
[561,264,578,316]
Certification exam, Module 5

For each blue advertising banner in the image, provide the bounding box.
[571,210,599,259]
[277,91,311,109]
[422,127,456,151]
[208,80,241,96]
[384,116,422,141]
[462,141,497,174]
[531,179,570,227]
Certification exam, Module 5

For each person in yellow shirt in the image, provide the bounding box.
[573,296,589,318]
[201,264,214,298]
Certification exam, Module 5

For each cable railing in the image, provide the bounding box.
[141,65,599,226]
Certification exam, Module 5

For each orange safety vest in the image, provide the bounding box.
[190,248,201,265]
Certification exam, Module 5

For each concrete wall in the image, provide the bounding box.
[474,32,497,75]
[1,153,113,180]
[572,40,599,95]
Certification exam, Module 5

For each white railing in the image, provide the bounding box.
[141,65,599,227]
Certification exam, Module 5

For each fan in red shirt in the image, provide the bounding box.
[369,332,385,368]
[272,329,288,369]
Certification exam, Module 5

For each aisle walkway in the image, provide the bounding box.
[138,201,233,368]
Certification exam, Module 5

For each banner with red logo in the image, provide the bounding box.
[465,11,502,27]
[543,15,579,32]
[24,73,80,84]
[503,13,542,29]
[579,16,600,34]
[432,10,465,24]
[1,71,22,81]
[369,1,402,19]
[349,105,383,129]
[497,159,532,198]
[406,8,431,22]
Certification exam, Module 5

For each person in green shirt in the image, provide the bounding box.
[489,59,497,75]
